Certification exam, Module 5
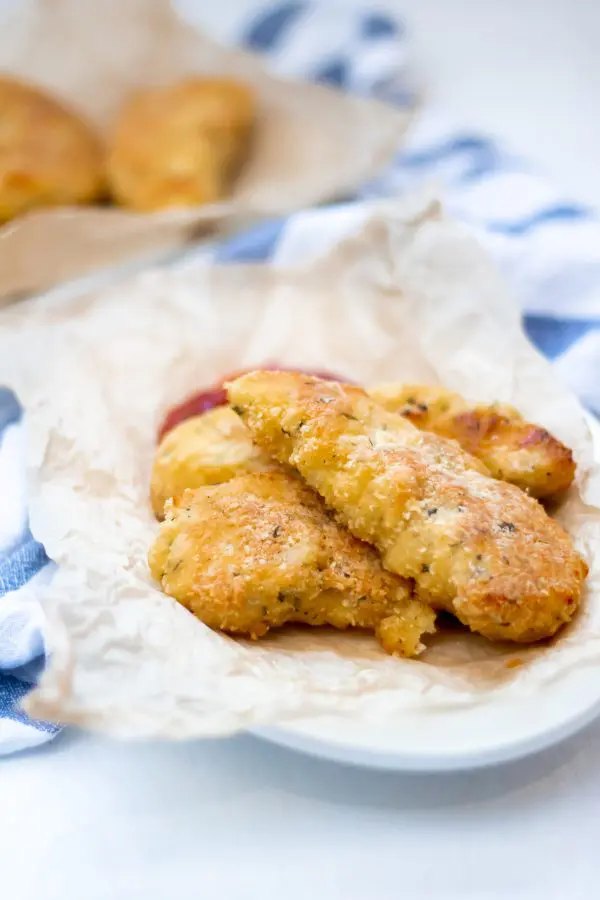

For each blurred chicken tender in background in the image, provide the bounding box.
[0,76,104,222]
[107,77,255,211]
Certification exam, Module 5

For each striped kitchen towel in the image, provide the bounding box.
[1,0,599,754]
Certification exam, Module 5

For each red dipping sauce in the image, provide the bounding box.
[159,366,349,440]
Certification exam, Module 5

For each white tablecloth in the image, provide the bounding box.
[4,724,600,900]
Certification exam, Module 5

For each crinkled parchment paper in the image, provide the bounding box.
[1,195,599,739]
[0,0,410,300]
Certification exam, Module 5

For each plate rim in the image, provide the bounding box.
[250,694,600,772]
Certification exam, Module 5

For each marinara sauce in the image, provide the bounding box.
[158,366,349,440]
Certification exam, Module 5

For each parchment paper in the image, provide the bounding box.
[1,195,599,739]
[0,0,411,299]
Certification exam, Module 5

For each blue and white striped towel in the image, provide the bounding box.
[2,1,599,754]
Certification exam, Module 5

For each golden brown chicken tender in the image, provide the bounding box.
[0,76,104,222]
[150,407,276,518]
[370,383,575,499]
[228,372,588,644]
[149,472,435,656]
[107,78,255,211]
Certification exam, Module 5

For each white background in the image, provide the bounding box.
[199,0,600,206]
[3,1,600,898]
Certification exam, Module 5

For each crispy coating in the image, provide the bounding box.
[150,407,276,519]
[228,372,588,644]
[0,77,104,222]
[370,383,575,499]
[107,78,255,211]
[149,472,435,656]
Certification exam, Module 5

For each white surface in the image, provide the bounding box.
[3,725,600,900]
[3,1,600,898]
[394,0,600,208]
[197,0,600,208]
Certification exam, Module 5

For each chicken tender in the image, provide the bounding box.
[228,371,587,644]
[370,383,575,499]
[107,78,255,211]
[0,76,104,222]
[149,472,435,656]
[150,407,276,518]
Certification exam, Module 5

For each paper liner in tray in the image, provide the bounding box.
[0,195,599,739]
[0,0,411,299]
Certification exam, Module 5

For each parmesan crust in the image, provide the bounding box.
[370,383,576,499]
[149,472,436,657]
[229,371,588,643]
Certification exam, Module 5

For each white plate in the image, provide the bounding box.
[252,415,600,772]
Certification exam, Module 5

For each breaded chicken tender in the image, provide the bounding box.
[107,78,255,211]
[228,372,588,644]
[370,383,575,499]
[150,407,276,518]
[0,77,104,221]
[149,472,435,656]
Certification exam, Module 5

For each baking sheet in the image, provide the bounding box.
[0,0,410,299]
[1,195,599,738]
